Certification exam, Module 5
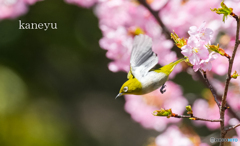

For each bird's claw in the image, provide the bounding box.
[160,84,166,94]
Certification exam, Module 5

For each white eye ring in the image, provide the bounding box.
[123,87,128,92]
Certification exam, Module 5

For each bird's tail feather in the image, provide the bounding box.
[156,57,186,75]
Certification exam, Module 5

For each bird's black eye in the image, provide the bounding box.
[123,87,128,92]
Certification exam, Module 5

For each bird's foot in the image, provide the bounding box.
[160,84,166,94]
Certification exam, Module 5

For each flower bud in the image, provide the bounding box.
[186,105,193,115]
[171,31,187,48]
[153,108,172,118]
[231,71,239,79]
[206,44,230,58]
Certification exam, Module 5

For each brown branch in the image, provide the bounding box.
[225,123,240,132]
[172,113,222,122]
[202,71,221,108]
[137,0,170,39]
[220,14,240,145]
[196,70,240,122]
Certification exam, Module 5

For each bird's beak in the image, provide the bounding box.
[115,93,123,99]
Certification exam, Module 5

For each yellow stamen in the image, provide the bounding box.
[193,47,199,53]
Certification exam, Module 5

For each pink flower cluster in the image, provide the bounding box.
[155,126,209,146]
[157,0,240,76]
[0,0,40,20]
[181,22,219,72]
[95,0,181,76]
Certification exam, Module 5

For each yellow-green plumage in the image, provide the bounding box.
[153,57,186,75]
[116,34,186,98]
[119,78,143,95]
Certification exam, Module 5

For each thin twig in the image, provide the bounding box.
[202,71,221,108]
[196,70,240,122]
[228,108,240,121]
[137,0,170,39]
[220,14,240,146]
[225,123,240,132]
[172,113,222,122]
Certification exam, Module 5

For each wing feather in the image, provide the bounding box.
[130,34,158,78]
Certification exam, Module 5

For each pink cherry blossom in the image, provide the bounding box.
[155,125,209,146]
[181,36,209,65]
[95,0,133,29]
[159,0,220,37]
[0,0,40,20]
[181,22,218,71]
[99,26,132,72]
[193,52,219,72]
[0,0,27,20]
[97,0,182,75]
[124,81,188,131]
[188,21,213,42]
[148,0,168,11]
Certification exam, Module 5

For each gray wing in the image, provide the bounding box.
[130,34,158,78]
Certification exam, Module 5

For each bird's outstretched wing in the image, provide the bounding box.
[130,34,158,78]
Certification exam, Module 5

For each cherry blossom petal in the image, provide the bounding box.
[188,26,198,36]
[198,47,209,60]
[181,45,192,57]
[189,53,200,65]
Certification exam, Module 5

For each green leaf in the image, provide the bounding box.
[210,1,233,22]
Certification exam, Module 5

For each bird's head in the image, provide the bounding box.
[116,78,142,99]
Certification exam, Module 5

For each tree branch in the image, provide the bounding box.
[137,0,170,39]
[137,0,182,57]
[228,108,240,121]
[202,71,221,108]
[172,113,222,122]
[225,123,240,132]
[220,14,240,145]
[196,70,240,122]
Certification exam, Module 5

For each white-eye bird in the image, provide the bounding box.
[116,34,186,98]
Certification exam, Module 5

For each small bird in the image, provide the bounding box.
[116,34,186,98]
